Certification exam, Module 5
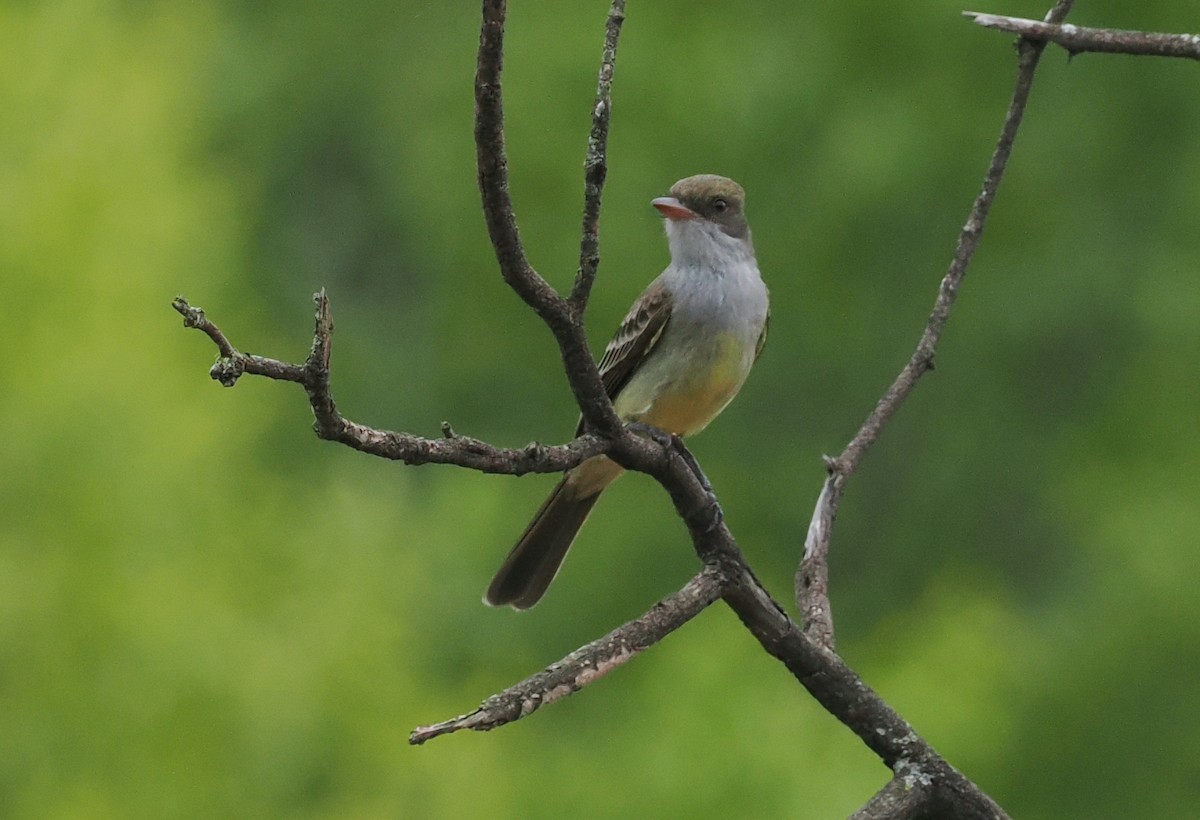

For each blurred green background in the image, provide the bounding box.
[3,0,1198,817]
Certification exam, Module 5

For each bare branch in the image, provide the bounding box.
[172,293,607,475]
[570,0,626,313]
[836,1,1072,479]
[965,12,1200,60]
[410,566,726,743]
[172,296,305,386]
[795,0,1076,646]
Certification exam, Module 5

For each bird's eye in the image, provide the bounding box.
[712,199,728,213]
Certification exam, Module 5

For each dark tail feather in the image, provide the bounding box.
[485,479,602,609]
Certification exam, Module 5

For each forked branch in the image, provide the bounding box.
[475,0,623,437]
[171,293,607,475]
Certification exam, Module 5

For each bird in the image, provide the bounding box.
[485,174,770,609]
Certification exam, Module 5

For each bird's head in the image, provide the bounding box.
[652,174,753,266]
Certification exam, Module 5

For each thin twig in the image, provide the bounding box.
[965,12,1200,60]
[172,293,607,475]
[171,296,304,386]
[570,0,626,314]
[795,0,1076,648]
[172,297,238,359]
[410,567,726,743]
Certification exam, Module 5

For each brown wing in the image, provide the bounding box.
[754,307,769,362]
[574,281,673,435]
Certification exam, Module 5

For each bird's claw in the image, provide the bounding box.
[625,421,674,448]
[668,436,712,492]
[625,423,724,532]
[702,492,725,532]
[674,440,724,531]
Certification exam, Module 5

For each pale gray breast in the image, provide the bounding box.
[664,258,769,353]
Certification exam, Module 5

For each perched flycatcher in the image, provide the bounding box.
[485,174,770,609]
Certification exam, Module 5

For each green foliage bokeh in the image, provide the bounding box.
[3,1,1198,817]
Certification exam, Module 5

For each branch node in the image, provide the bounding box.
[822,454,854,482]
[209,357,245,387]
[441,421,457,439]
[173,296,205,329]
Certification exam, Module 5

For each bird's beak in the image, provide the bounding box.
[652,196,697,221]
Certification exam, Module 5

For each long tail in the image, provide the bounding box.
[485,478,603,609]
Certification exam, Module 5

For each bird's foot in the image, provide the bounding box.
[624,421,674,448]
[626,422,724,533]
[670,435,724,532]
[667,435,712,493]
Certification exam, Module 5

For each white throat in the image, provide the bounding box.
[665,218,755,271]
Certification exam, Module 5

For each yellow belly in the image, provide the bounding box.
[634,375,740,435]
[613,331,748,437]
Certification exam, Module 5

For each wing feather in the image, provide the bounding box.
[575,282,673,435]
